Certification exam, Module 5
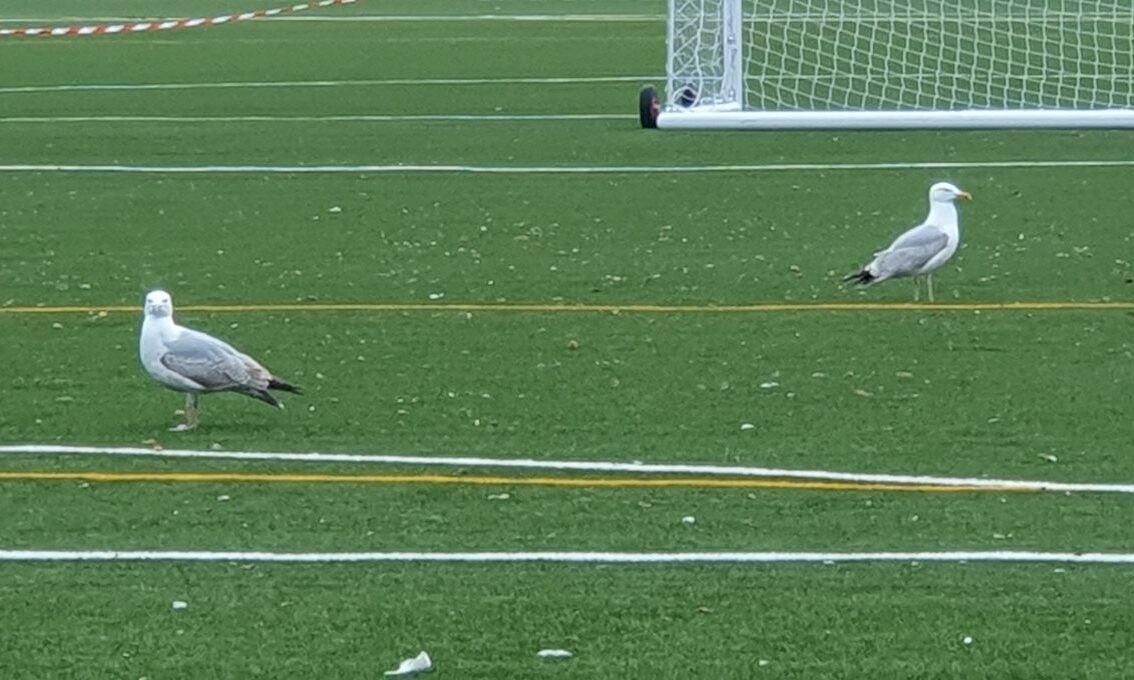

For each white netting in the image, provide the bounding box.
[667,0,1134,112]
[667,0,741,108]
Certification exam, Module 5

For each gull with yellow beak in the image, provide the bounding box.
[844,181,972,302]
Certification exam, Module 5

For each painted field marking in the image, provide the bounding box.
[4,13,1127,26]
[3,549,1134,564]
[270,14,664,22]
[0,114,632,123]
[0,76,655,95]
[0,13,663,26]
[3,160,1134,174]
[0,470,1034,494]
[269,12,1134,24]
[2,445,1132,495]
[0,74,1106,95]
[0,0,359,38]
[0,301,1130,316]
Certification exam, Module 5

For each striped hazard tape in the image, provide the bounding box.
[0,0,359,38]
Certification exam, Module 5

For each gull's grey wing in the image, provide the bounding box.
[888,223,948,252]
[872,224,949,278]
[160,330,261,391]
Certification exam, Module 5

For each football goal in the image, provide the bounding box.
[640,0,1134,129]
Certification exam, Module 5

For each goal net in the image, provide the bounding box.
[655,0,1134,129]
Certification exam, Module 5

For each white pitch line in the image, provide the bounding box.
[0,74,1111,95]
[0,14,664,25]
[0,18,139,23]
[4,13,1127,25]
[3,444,1134,495]
[0,76,653,95]
[0,113,631,123]
[263,12,1134,25]
[268,14,665,22]
[3,549,1134,564]
[1,160,1134,175]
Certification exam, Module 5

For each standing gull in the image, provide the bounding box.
[139,290,302,431]
[844,182,972,302]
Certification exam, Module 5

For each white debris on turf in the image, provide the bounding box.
[537,649,573,659]
[384,651,432,677]
[171,600,188,611]
[681,516,696,525]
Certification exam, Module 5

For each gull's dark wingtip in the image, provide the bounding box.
[268,378,303,395]
[246,389,283,409]
[843,269,875,285]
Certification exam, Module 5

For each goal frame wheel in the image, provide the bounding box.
[638,85,660,129]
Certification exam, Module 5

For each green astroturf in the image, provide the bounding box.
[3,563,1134,679]
[2,311,1132,477]
[0,466,1132,553]
[1,1,1134,677]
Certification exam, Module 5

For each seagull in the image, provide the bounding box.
[138,290,302,431]
[843,182,972,302]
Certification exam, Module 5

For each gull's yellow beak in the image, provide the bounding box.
[958,191,973,201]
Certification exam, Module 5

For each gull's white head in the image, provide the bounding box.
[929,182,972,204]
[144,290,174,318]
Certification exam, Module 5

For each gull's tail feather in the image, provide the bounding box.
[268,378,303,395]
[843,269,876,286]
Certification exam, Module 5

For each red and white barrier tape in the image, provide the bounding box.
[0,0,359,38]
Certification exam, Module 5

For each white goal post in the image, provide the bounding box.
[644,0,1134,129]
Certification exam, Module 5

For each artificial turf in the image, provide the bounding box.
[1,0,1133,677]
[4,562,1134,679]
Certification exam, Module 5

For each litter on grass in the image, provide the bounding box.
[384,651,432,677]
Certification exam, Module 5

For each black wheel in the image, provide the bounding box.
[638,85,660,128]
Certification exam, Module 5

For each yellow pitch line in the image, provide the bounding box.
[0,301,1131,315]
[0,471,1035,493]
